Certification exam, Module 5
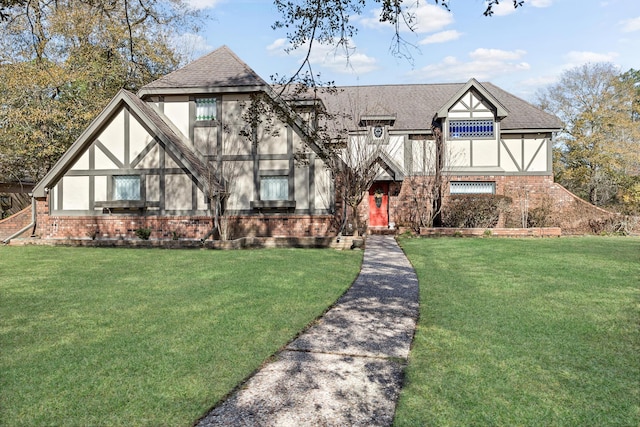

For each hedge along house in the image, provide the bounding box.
[32,46,336,240]
[30,45,567,241]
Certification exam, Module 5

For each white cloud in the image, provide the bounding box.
[358,3,454,34]
[320,50,378,74]
[530,0,554,7]
[564,50,619,68]
[521,74,561,88]
[184,0,223,11]
[419,30,463,45]
[267,38,378,75]
[410,48,529,82]
[620,16,640,33]
[267,38,288,56]
[469,48,527,61]
[490,0,548,15]
[491,2,519,16]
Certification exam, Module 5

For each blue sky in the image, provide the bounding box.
[181,0,639,101]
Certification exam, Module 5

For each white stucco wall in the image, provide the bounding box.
[135,144,160,169]
[129,116,154,162]
[98,110,125,165]
[500,135,523,172]
[165,174,192,210]
[472,140,499,167]
[146,175,160,202]
[94,176,107,205]
[524,137,548,172]
[69,151,89,170]
[61,176,89,210]
[314,160,331,210]
[294,165,309,210]
[162,96,190,141]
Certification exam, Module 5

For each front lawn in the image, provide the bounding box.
[0,246,362,426]
[395,236,639,426]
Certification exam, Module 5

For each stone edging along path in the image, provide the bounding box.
[196,235,420,426]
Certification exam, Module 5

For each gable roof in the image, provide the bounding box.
[33,90,207,198]
[138,45,269,97]
[138,46,329,160]
[434,78,508,120]
[316,81,562,133]
[372,152,405,181]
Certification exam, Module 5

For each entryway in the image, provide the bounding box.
[368,182,389,228]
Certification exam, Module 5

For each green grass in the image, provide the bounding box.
[0,246,363,426]
[395,236,640,427]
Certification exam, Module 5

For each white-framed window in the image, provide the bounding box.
[450,181,495,195]
[260,176,288,201]
[113,175,141,200]
[195,98,217,121]
[449,119,494,139]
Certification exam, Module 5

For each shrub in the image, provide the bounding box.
[442,195,511,228]
[589,216,637,236]
[527,200,552,228]
[135,228,151,240]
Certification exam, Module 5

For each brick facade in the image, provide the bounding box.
[33,198,337,240]
[361,175,624,235]
[26,175,629,243]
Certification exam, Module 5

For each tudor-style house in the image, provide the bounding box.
[28,45,567,241]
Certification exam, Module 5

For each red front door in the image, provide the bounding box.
[368,183,389,227]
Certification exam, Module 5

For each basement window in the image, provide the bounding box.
[450,181,495,195]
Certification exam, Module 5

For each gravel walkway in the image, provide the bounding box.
[196,235,419,427]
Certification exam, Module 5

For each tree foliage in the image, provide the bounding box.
[536,63,640,214]
[272,0,523,87]
[0,0,199,182]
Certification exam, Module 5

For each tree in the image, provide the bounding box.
[0,0,199,182]
[536,63,640,212]
[0,0,23,21]
[201,92,284,241]
[311,89,394,236]
[398,128,443,230]
[272,0,523,88]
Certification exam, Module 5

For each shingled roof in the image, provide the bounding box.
[139,45,268,96]
[315,82,562,132]
[139,45,561,132]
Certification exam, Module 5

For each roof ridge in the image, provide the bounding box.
[140,45,268,91]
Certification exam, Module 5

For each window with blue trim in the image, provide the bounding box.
[449,119,494,139]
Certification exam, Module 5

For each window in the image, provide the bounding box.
[260,176,288,201]
[450,181,495,195]
[195,98,216,121]
[113,176,140,200]
[449,119,494,139]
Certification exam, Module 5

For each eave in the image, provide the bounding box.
[137,85,267,98]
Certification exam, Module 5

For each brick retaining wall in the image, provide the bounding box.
[419,227,562,237]
[386,175,627,234]
[0,207,33,241]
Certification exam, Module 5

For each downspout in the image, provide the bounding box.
[2,196,36,244]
